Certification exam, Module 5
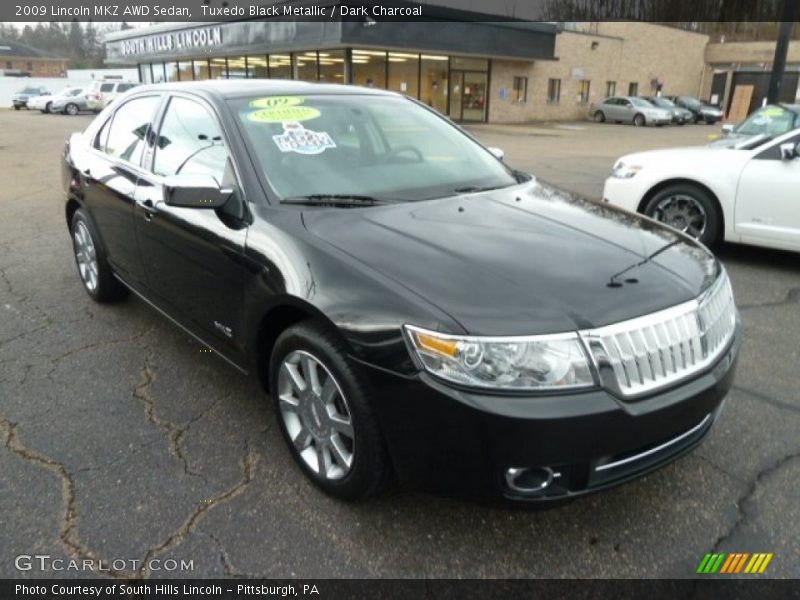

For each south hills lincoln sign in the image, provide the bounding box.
[119,27,223,57]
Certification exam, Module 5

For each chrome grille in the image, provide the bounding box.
[581,271,737,397]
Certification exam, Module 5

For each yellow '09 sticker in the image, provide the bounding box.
[249,96,305,108]
[247,106,321,123]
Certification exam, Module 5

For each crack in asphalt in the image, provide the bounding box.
[205,531,264,579]
[709,448,800,554]
[138,441,259,578]
[733,385,800,414]
[132,346,223,483]
[0,417,132,579]
[736,287,800,311]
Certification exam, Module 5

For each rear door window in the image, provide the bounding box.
[100,83,115,92]
[102,96,161,165]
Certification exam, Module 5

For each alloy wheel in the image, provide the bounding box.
[653,194,707,239]
[277,350,355,480]
[66,103,78,115]
[73,221,99,292]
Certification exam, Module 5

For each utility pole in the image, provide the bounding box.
[767,0,799,104]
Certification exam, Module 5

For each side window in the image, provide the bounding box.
[152,97,229,182]
[118,83,136,92]
[100,83,115,93]
[103,96,161,165]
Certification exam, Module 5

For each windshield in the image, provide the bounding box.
[232,94,517,202]
[20,87,40,94]
[650,97,675,108]
[734,106,798,137]
[630,97,652,108]
[679,96,703,109]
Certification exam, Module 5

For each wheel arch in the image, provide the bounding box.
[252,297,353,391]
[638,178,726,240]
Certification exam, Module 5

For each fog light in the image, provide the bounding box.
[505,466,555,495]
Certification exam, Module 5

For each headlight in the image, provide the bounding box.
[404,325,594,390]
[611,161,642,179]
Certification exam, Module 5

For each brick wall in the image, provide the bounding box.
[1,57,68,77]
[489,23,709,123]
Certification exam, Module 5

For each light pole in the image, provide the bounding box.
[767,0,799,104]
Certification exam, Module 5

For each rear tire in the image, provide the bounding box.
[642,183,721,247]
[65,103,79,116]
[269,321,391,501]
[70,209,128,303]
[633,113,646,127]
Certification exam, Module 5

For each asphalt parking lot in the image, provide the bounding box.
[1,110,798,579]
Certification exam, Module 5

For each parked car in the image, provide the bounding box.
[85,80,139,112]
[51,88,91,115]
[603,118,800,250]
[590,96,673,126]
[718,103,800,143]
[63,81,740,502]
[28,87,86,114]
[12,86,49,110]
[640,96,693,125]
[666,96,724,124]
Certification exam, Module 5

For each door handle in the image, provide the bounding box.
[137,198,158,221]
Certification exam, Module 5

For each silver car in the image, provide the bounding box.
[590,96,673,127]
[50,88,91,116]
[640,96,694,125]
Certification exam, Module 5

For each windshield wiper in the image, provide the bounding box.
[453,184,506,194]
[280,194,391,207]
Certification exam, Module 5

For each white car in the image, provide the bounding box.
[85,80,139,112]
[27,87,85,113]
[603,105,800,252]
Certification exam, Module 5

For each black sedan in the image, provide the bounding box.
[62,81,741,503]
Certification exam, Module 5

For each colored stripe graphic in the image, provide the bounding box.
[698,552,773,574]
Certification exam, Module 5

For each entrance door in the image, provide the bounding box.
[448,70,488,122]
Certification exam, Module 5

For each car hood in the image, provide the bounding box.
[302,182,718,336]
[618,144,753,165]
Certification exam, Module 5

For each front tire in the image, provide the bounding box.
[269,321,390,501]
[642,183,721,247]
[594,111,606,123]
[633,113,646,127]
[70,209,128,302]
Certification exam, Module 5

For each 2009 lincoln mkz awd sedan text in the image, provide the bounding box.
[62,81,741,502]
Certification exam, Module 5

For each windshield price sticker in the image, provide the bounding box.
[249,96,305,109]
[273,122,336,155]
[247,106,321,123]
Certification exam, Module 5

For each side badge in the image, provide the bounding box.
[214,321,233,338]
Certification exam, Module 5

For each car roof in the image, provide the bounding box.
[132,80,399,101]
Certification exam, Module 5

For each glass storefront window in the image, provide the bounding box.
[352,49,386,88]
[193,59,210,81]
[165,62,179,82]
[451,57,488,71]
[139,64,152,84]
[420,54,448,114]
[318,50,345,83]
[227,56,247,79]
[295,51,318,81]
[388,52,419,97]
[210,58,227,79]
[269,54,292,79]
[247,55,269,79]
[177,61,193,81]
[152,63,167,84]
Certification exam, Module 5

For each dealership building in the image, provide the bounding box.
[104,10,800,123]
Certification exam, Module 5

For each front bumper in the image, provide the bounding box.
[363,327,740,503]
[12,99,28,108]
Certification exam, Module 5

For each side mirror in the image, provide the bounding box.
[163,174,232,208]
[488,146,505,161]
[779,142,800,161]
[721,123,734,136]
